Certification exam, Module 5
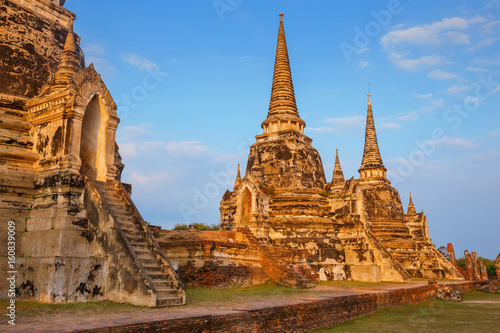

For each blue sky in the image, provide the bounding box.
[65,0,500,259]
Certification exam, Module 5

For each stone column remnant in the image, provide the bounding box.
[464,250,474,281]
[479,260,488,281]
[471,252,480,281]
[496,253,500,280]
[447,243,457,268]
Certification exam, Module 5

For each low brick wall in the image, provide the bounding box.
[441,281,480,293]
[76,283,443,333]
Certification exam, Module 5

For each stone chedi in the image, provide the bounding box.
[0,0,184,306]
[220,13,463,282]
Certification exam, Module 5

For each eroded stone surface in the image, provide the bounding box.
[219,14,462,284]
[0,0,183,307]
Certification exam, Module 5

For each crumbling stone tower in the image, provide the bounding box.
[220,14,410,282]
[0,0,184,306]
[220,13,463,282]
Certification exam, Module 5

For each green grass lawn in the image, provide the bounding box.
[186,280,309,306]
[309,291,500,333]
[0,281,308,318]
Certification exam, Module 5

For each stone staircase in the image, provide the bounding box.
[92,180,185,307]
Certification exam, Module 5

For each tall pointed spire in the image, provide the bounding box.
[261,13,305,135]
[407,192,416,215]
[359,93,387,179]
[233,164,242,189]
[50,19,83,92]
[332,149,345,184]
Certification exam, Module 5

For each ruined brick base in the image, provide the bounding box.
[74,282,479,333]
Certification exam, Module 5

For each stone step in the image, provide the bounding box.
[109,203,130,214]
[153,280,174,289]
[137,253,155,260]
[148,272,171,281]
[156,297,183,307]
[139,257,159,267]
[133,248,152,257]
[122,229,145,239]
[143,265,164,273]
[156,288,179,298]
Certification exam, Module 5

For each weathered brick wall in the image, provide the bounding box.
[78,284,439,333]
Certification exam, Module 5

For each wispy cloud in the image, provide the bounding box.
[428,136,476,148]
[428,69,459,79]
[490,131,500,136]
[359,61,369,68]
[121,53,158,70]
[446,84,470,96]
[324,115,365,126]
[465,66,489,72]
[420,99,445,114]
[415,93,432,98]
[86,57,116,78]
[307,127,336,133]
[381,17,477,50]
[387,52,447,71]
[82,43,107,56]
[397,110,419,121]
[380,122,401,129]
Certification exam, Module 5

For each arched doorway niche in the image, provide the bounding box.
[79,94,108,180]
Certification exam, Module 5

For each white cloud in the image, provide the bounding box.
[129,171,172,185]
[415,93,432,98]
[465,67,488,72]
[240,55,250,60]
[359,61,368,68]
[357,48,370,54]
[397,110,419,121]
[472,56,500,65]
[324,115,365,126]
[490,131,500,136]
[121,53,158,70]
[307,127,336,132]
[466,37,500,52]
[118,142,138,158]
[380,122,401,129]
[164,141,210,156]
[421,99,445,114]
[428,137,476,148]
[446,84,470,95]
[86,57,116,78]
[428,69,459,80]
[381,17,475,50]
[479,20,500,34]
[387,52,447,71]
[118,124,153,142]
[82,43,107,56]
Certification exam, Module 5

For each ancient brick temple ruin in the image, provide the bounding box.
[220,13,463,282]
[0,0,184,306]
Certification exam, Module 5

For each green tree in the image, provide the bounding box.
[437,246,449,260]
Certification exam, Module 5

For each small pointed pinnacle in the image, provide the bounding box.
[332,149,345,184]
[407,192,416,215]
[50,19,83,91]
